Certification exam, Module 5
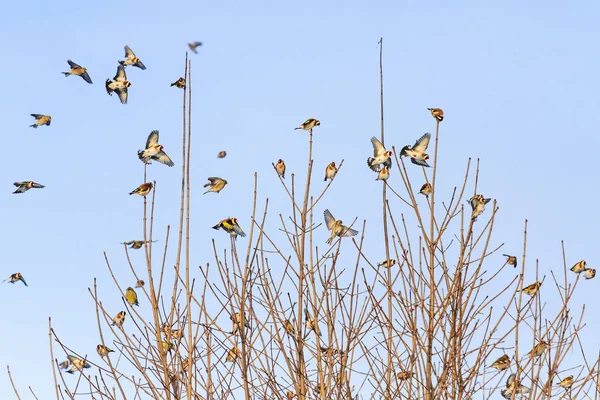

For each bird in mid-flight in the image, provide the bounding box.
[367,136,392,172]
[105,65,131,104]
[171,77,186,89]
[400,133,431,167]
[119,45,146,70]
[13,181,44,194]
[203,177,228,194]
[62,60,93,84]
[137,130,174,166]
[3,273,28,286]
[323,209,358,245]
[469,194,491,221]
[503,254,517,268]
[212,218,246,240]
[121,240,156,249]
[30,114,51,128]
[188,41,203,53]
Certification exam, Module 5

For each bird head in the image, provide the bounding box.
[387,151,393,156]
[424,154,430,160]
[125,81,132,87]
[277,159,283,164]
[315,120,321,126]
[232,218,238,224]
[330,161,335,167]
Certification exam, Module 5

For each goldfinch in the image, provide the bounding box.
[230,312,251,335]
[171,77,185,89]
[62,60,93,84]
[469,194,491,221]
[503,254,518,268]
[137,130,174,167]
[13,181,44,194]
[203,177,228,194]
[30,114,51,128]
[521,281,542,296]
[419,182,433,197]
[367,136,392,172]
[295,118,320,133]
[323,209,358,245]
[129,182,153,197]
[324,162,337,181]
[121,240,156,249]
[3,273,27,286]
[376,166,390,181]
[274,159,286,179]
[400,133,431,167]
[559,375,574,390]
[212,217,246,239]
[584,268,596,279]
[427,107,444,122]
[112,311,126,328]
[217,151,227,158]
[527,340,548,358]
[226,347,240,362]
[570,260,587,274]
[119,45,146,70]
[96,344,115,357]
[305,309,321,337]
[377,259,396,268]
[489,354,510,371]
[188,42,202,53]
[135,279,145,288]
[65,355,91,373]
[105,65,131,104]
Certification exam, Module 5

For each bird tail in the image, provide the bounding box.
[62,72,70,77]
[30,124,37,128]
[118,60,125,66]
[170,82,176,87]
[294,127,301,130]
[137,150,150,164]
[105,79,113,95]
[212,224,220,230]
[400,146,409,157]
[323,177,327,182]
[366,158,379,172]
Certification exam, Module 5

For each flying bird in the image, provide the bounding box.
[274,159,286,179]
[283,320,296,337]
[62,60,93,84]
[469,194,491,221]
[129,182,153,197]
[119,45,146,70]
[188,41,203,53]
[13,181,44,194]
[570,260,587,274]
[503,254,518,268]
[96,344,115,358]
[367,136,392,172]
[584,268,596,280]
[212,217,246,239]
[112,311,126,327]
[125,287,139,306]
[121,240,156,249]
[521,281,542,296]
[419,182,433,197]
[203,177,228,194]
[489,354,510,371]
[324,162,337,181]
[427,108,444,122]
[105,65,131,104]
[400,133,431,167]
[295,118,320,133]
[377,259,396,268]
[323,209,358,245]
[137,130,174,166]
[30,114,51,128]
[65,355,91,374]
[171,77,186,89]
[217,151,227,158]
[3,273,27,286]
[376,166,390,181]
[501,373,530,399]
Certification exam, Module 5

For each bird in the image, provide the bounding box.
[119,45,146,70]
[58,360,70,370]
[230,312,251,335]
[286,391,295,399]
[376,166,390,181]
[30,114,51,128]
[501,373,530,399]
[112,311,126,327]
[377,259,396,268]
[226,347,240,362]
[419,182,433,197]
[469,194,491,221]
[521,281,542,296]
[559,375,574,391]
[129,182,153,197]
[367,136,392,172]
[137,130,174,166]
[283,320,296,337]
[171,77,186,89]
[217,151,227,158]
[427,108,444,122]
[400,133,431,167]
[62,60,93,84]
[159,341,174,354]
[305,309,321,337]
[275,159,286,179]
[13,181,44,194]
[295,118,320,133]
[105,65,131,104]
[503,254,518,268]
[570,260,587,274]
[188,41,203,53]
[323,209,359,245]
[584,268,596,280]
[324,162,337,181]
[125,287,139,306]
[170,328,184,340]
[135,279,145,288]
[203,177,228,194]
[65,355,91,374]
[528,340,548,358]
[121,240,156,249]
[96,344,115,358]
[212,218,246,239]
[396,370,413,381]
[489,354,510,371]
[3,273,27,286]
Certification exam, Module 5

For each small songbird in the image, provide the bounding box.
[521,281,542,296]
[305,309,321,337]
[501,373,530,399]
[121,240,156,249]
[30,114,51,128]
[376,166,390,181]
[159,341,174,354]
[559,375,574,391]
[129,182,153,197]
[230,312,251,335]
[3,273,27,286]
[286,391,295,399]
[112,311,126,327]
[171,77,186,89]
[469,194,492,221]
[427,108,444,122]
[295,118,320,133]
[503,254,518,268]
[62,60,93,84]
[119,45,146,70]
[203,177,228,194]
[584,268,596,280]
[135,279,145,288]
[125,287,139,306]
[377,259,396,268]
[212,217,246,239]
[96,344,115,357]
[324,209,359,245]
[13,181,44,194]
[170,328,184,340]
[66,355,91,374]
[400,133,431,167]
[137,130,174,166]
[396,370,414,381]
[226,347,240,362]
[528,340,548,358]
[570,260,587,274]
[283,320,296,337]
[367,136,393,172]
[188,41,203,53]
[275,159,286,179]
[324,162,337,181]
[218,151,227,158]
[105,65,131,104]
[489,354,510,371]
[58,360,70,370]
[419,182,433,197]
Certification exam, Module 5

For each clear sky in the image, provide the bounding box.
[1,1,599,398]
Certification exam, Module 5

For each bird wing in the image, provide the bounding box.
[152,150,174,166]
[115,65,127,82]
[145,130,159,149]
[370,136,385,157]
[80,71,93,84]
[124,45,135,58]
[410,158,430,167]
[31,182,44,189]
[206,177,220,184]
[323,209,336,230]
[413,133,431,152]
[233,224,246,237]
[383,157,393,169]
[31,114,43,119]
[67,60,81,69]
[340,225,359,237]
[135,60,147,70]
[115,88,128,104]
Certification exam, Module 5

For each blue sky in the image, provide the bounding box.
[1,1,599,398]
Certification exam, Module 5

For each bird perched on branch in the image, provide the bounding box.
[62,60,92,84]
[283,320,296,337]
[377,259,396,268]
[13,181,44,194]
[469,194,491,221]
[570,260,586,274]
[324,162,337,181]
[96,344,114,358]
[427,107,444,122]
[119,45,146,70]
[129,182,153,197]
[323,209,358,245]
[135,279,145,288]
[226,347,240,362]
[559,375,574,391]
[3,273,27,286]
[400,133,431,167]
[367,136,392,172]
[295,118,320,133]
[230,312,251,335]
[171,77,185,89]
[188,41,202,53]
[30,114,51,128]
[376,166,390,181]
[112,311,126,327]
[125,287,139,306]
[274,159,286,179]
[203,177,227,194]
[503,254,517,268]
[138,130,174,166]
[521,281,542,296]
[489,354,510,371]
[212,218,246,239]
[419,182,433,197]
[105,65,130,104]
[527,340,548,359]
[304,309,321,337]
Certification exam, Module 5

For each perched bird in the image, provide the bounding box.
[171,77,186,89]
[419,182,433,197]
[528,340,548,358]
[320,345,344,357]
[212,218,246,239]
[30,114,51,128]
[469,194,491,221]
[400,133,431,167]
[570,260,587,274]
[125,287,139,306]
[305,309,321,337]
[13,181,44,194]
[503,254,518,268]
[121,240,156,249]
[396,370,414,381]
[226,347,240,362]
[159,341,174,354]
[3,273,27,286]
[584,268,596,279]
[230,312,251,335]
[129,182,153,197]
[286,391,295,399]
[501,373,530,399]
[427,107,444,122]
[119,45,146,70]
[65,355,91,374]
[274,159,286,179]
[96,344,115,358]
[135,279,145,288]
[367,136,392,172]
[105,65,131,104]
[323,209,359,245]
[217,151,227,158]
[203,177,228,194]
[521,281,542,296]
[112,311,126,327]
[295,118,320,133]
[489,354,510,371]
[559,375,574,391]
[377,259,396,268]
[376,166,390,181]
[170,328,184,340]
[62,60,93,84]
[137,130,174,167]
[324,162,338,181]
[283,319,296,337]
[188,41,203,53]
